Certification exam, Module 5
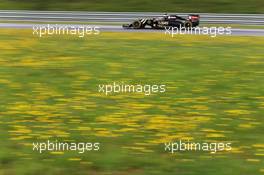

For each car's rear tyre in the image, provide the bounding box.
[132,20,142,29]
[184,21,193,29]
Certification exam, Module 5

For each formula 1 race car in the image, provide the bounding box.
[123,14,200,29]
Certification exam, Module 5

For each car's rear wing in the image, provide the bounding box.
[188,14,200,22]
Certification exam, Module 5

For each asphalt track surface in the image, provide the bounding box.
[1,10,264,25]
[1,23,264,36]
[0,11,264,36]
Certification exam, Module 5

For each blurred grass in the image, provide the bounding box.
[0,0,264,13]
[0,30,264,175]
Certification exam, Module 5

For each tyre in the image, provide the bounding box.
[184,21,193,29]
[132,20,142,29]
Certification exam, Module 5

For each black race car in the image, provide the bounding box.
[123,14,200,29]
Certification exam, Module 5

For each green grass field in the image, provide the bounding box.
[0,30,264,175]
[0,0,264,13]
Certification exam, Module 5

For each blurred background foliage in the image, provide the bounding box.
[0,0,263,13]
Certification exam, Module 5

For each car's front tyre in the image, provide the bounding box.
[132,20,142,29]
